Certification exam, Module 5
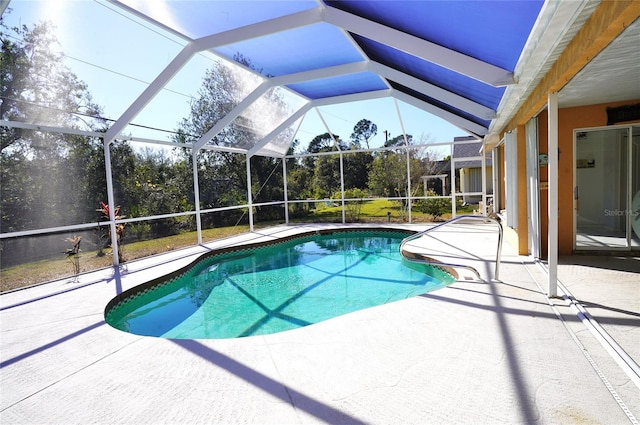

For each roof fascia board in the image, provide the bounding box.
[247,103,313,157]
[369,61,496,120]
[392,90,488,136]
[485,0,592,145]
[193,7,324,50]
[491,0,640,146]
[105,43,198,144]
[193,79,273,150]
[323,5,515,87]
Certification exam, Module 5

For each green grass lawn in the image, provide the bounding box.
[1,199,477,292]
[0,225,250,292]
[305,198,474,222]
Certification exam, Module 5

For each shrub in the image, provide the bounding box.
[332,188,367,222]
[416,190,451,221]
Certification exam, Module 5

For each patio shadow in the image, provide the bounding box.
[172,339,367,424]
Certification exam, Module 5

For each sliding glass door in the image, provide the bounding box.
[574,125,640,250]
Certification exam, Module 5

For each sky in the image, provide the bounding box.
[3,0,468,157]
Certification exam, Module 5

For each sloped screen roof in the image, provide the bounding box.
[110,0,544,155]
[36,0,546,156]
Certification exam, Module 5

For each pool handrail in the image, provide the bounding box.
[400,215,503,281]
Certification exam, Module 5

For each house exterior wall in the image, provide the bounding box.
[460,166,493,204]
[517,124,528,255]
[498,144,505,211]
[492,0,639,261]
[534,100,640,257]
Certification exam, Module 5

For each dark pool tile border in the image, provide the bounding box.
[104,227,417,319]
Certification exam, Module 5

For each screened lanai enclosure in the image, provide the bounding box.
[1,0,557,289]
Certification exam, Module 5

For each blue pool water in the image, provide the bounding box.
[105,230,455,339]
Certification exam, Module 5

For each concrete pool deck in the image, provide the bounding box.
[1,223,639,424]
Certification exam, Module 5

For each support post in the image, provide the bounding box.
[283,157,289,224]
[481,139,487,216]
[406,146,412,223]
[192,149,203,244]
[246,155,254,232]
[451,155,456,218]
[547,93,558,297]
[394,99,412,223]
[103,140,119,266]
[339,151,345,224]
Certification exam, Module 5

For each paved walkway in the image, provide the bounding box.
[558,255,640,367]
[1,223,638,424]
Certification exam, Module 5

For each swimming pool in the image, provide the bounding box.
[105,229,455,339]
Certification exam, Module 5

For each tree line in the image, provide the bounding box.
[0,18,439,266]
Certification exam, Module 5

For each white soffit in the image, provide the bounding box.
[486,0,598,141]
[559,17,640,108]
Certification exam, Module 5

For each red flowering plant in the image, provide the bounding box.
[97,201,126,263]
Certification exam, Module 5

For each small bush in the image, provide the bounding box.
[416,190,451,221]
[332,188,367,222]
